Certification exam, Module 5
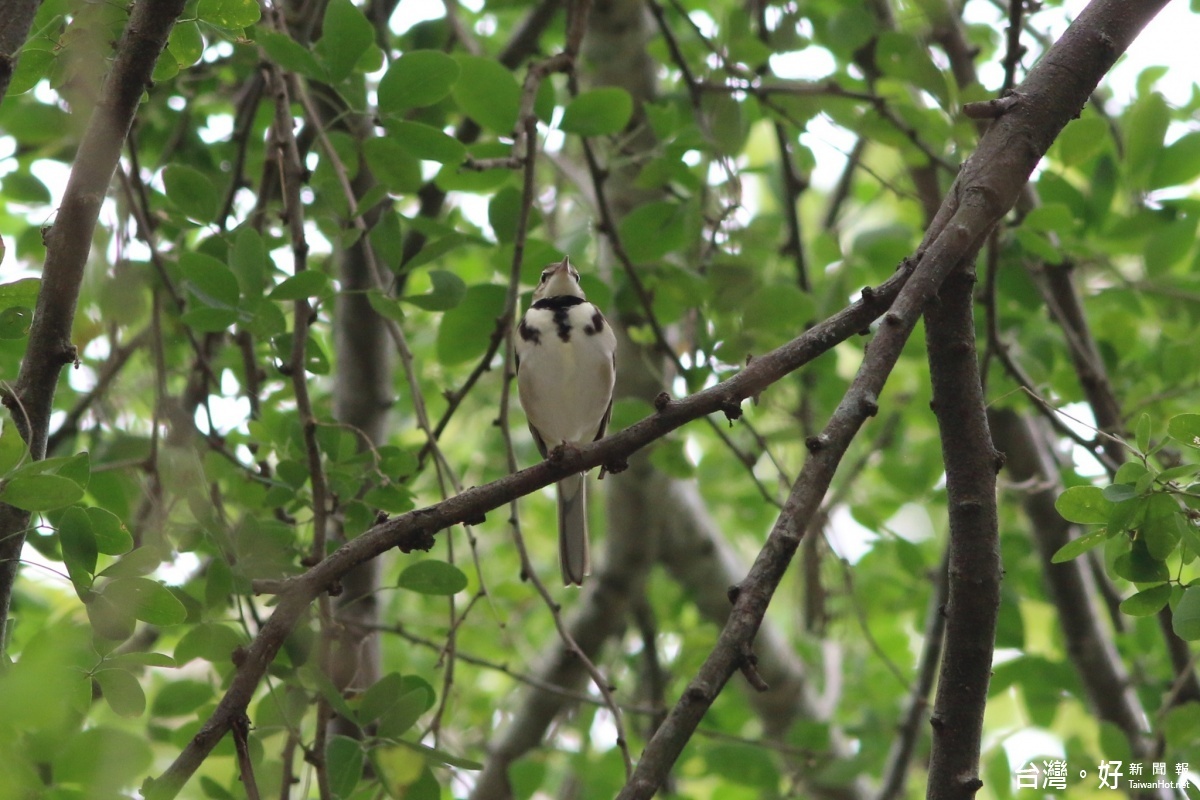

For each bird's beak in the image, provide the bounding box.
[551,256,571,274]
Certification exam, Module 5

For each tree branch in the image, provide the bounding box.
[0,0,186,658]
[923,262,1001,800]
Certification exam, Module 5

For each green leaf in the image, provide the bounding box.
[618,200,687,262]
[363,136,423,193]
[1168,413,1200,448]
[0,278,40,309]
[1050,527,1109,563]
[451,55,520,133]
[560,88,633,136]
[230,226,268,298]
[168,21,204,68]
[327,736,364,800]
[359,672,406,724]
[389,121,467,164]
[403,270,466,311]
[1102,483,1138,502]
[1125,92,1169,186]
[397,560,468,595]
[198,0,260,29]
[53,727,153,789]
[1054,485,1112,524]
[1173,584,1200,640]
[180,307,239,333]
[0,473,84,511]
[163,164,219,224]
[269,270,330,301]
[0,422,29,475]
[59,506,98,598]
[378,50,460,113]
[87,507,133,555]
[376,688,432,739]
[367,289,406,323]
[0,306,32,339]
[94,667,147,718]
[98,546,163,578]
[316,0,374,82]
[1112,540,1169,583]
[181,252,241,309]
[1142,493,1184,561]
[363,483,414,514]
[174,622,247,665]
[1135,412,1151,453]
[1149,131,1200,189]
[393,738,482,770]
[1119,583,1171,616]
[101,577,187,626]
[256,28,325,79]
[436,283,505,366]
[151,679,215,717]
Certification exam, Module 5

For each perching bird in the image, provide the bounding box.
[515,257,617,586]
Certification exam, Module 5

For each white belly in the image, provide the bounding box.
[517,303,616,446]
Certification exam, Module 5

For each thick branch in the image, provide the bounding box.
[923,264,1001,800]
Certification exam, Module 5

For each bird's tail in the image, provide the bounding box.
[557,472,590,586]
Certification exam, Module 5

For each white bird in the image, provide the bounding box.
[515,257,617,586]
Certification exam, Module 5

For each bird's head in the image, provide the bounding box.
[532,256,585,301]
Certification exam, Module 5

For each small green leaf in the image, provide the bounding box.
[95,668,147,718]
[363,483,414,514]
[389,121,467,164]
[98,546,163,579]
[451,55,520,133]
[152,679,215,717]
[1054,485,1113,524]
[174,622,246,665]
[87,507,133,555]
[168,21,204,68]
[269,270,329,301]
[1102,483,1139,503]
[378,50,460,113]
[53,727,153,788]
[163,165,219,224]
[1119,583,1171,616]
[101,577,187,626]
[560,88,633,136]
[256,28,325,79]
[397,560,468,595]
[1168,413,1200,448]
[618,201,687,262]
[0,422,29,475]
[59,506,98,599]
[180,252,241,309]
[1050,527,1109,563]
[0,306,33,339]
[1173,585,1200,641]
[436,283,506,366]
[0,473,84,511]
[359,673,407,724]
[403,270,466,311]
[198,0,260,29]
[230,226,268,298]
[367,289,406,323]
[180,307,239,333]
[1135,413,1151,453]
[392,738,482,770]
[1112,540,1170,583]
[316,0,373,82]
[327,736,364,800]
[376,688,432,739]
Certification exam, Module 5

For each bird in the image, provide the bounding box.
[515,256,617,586]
